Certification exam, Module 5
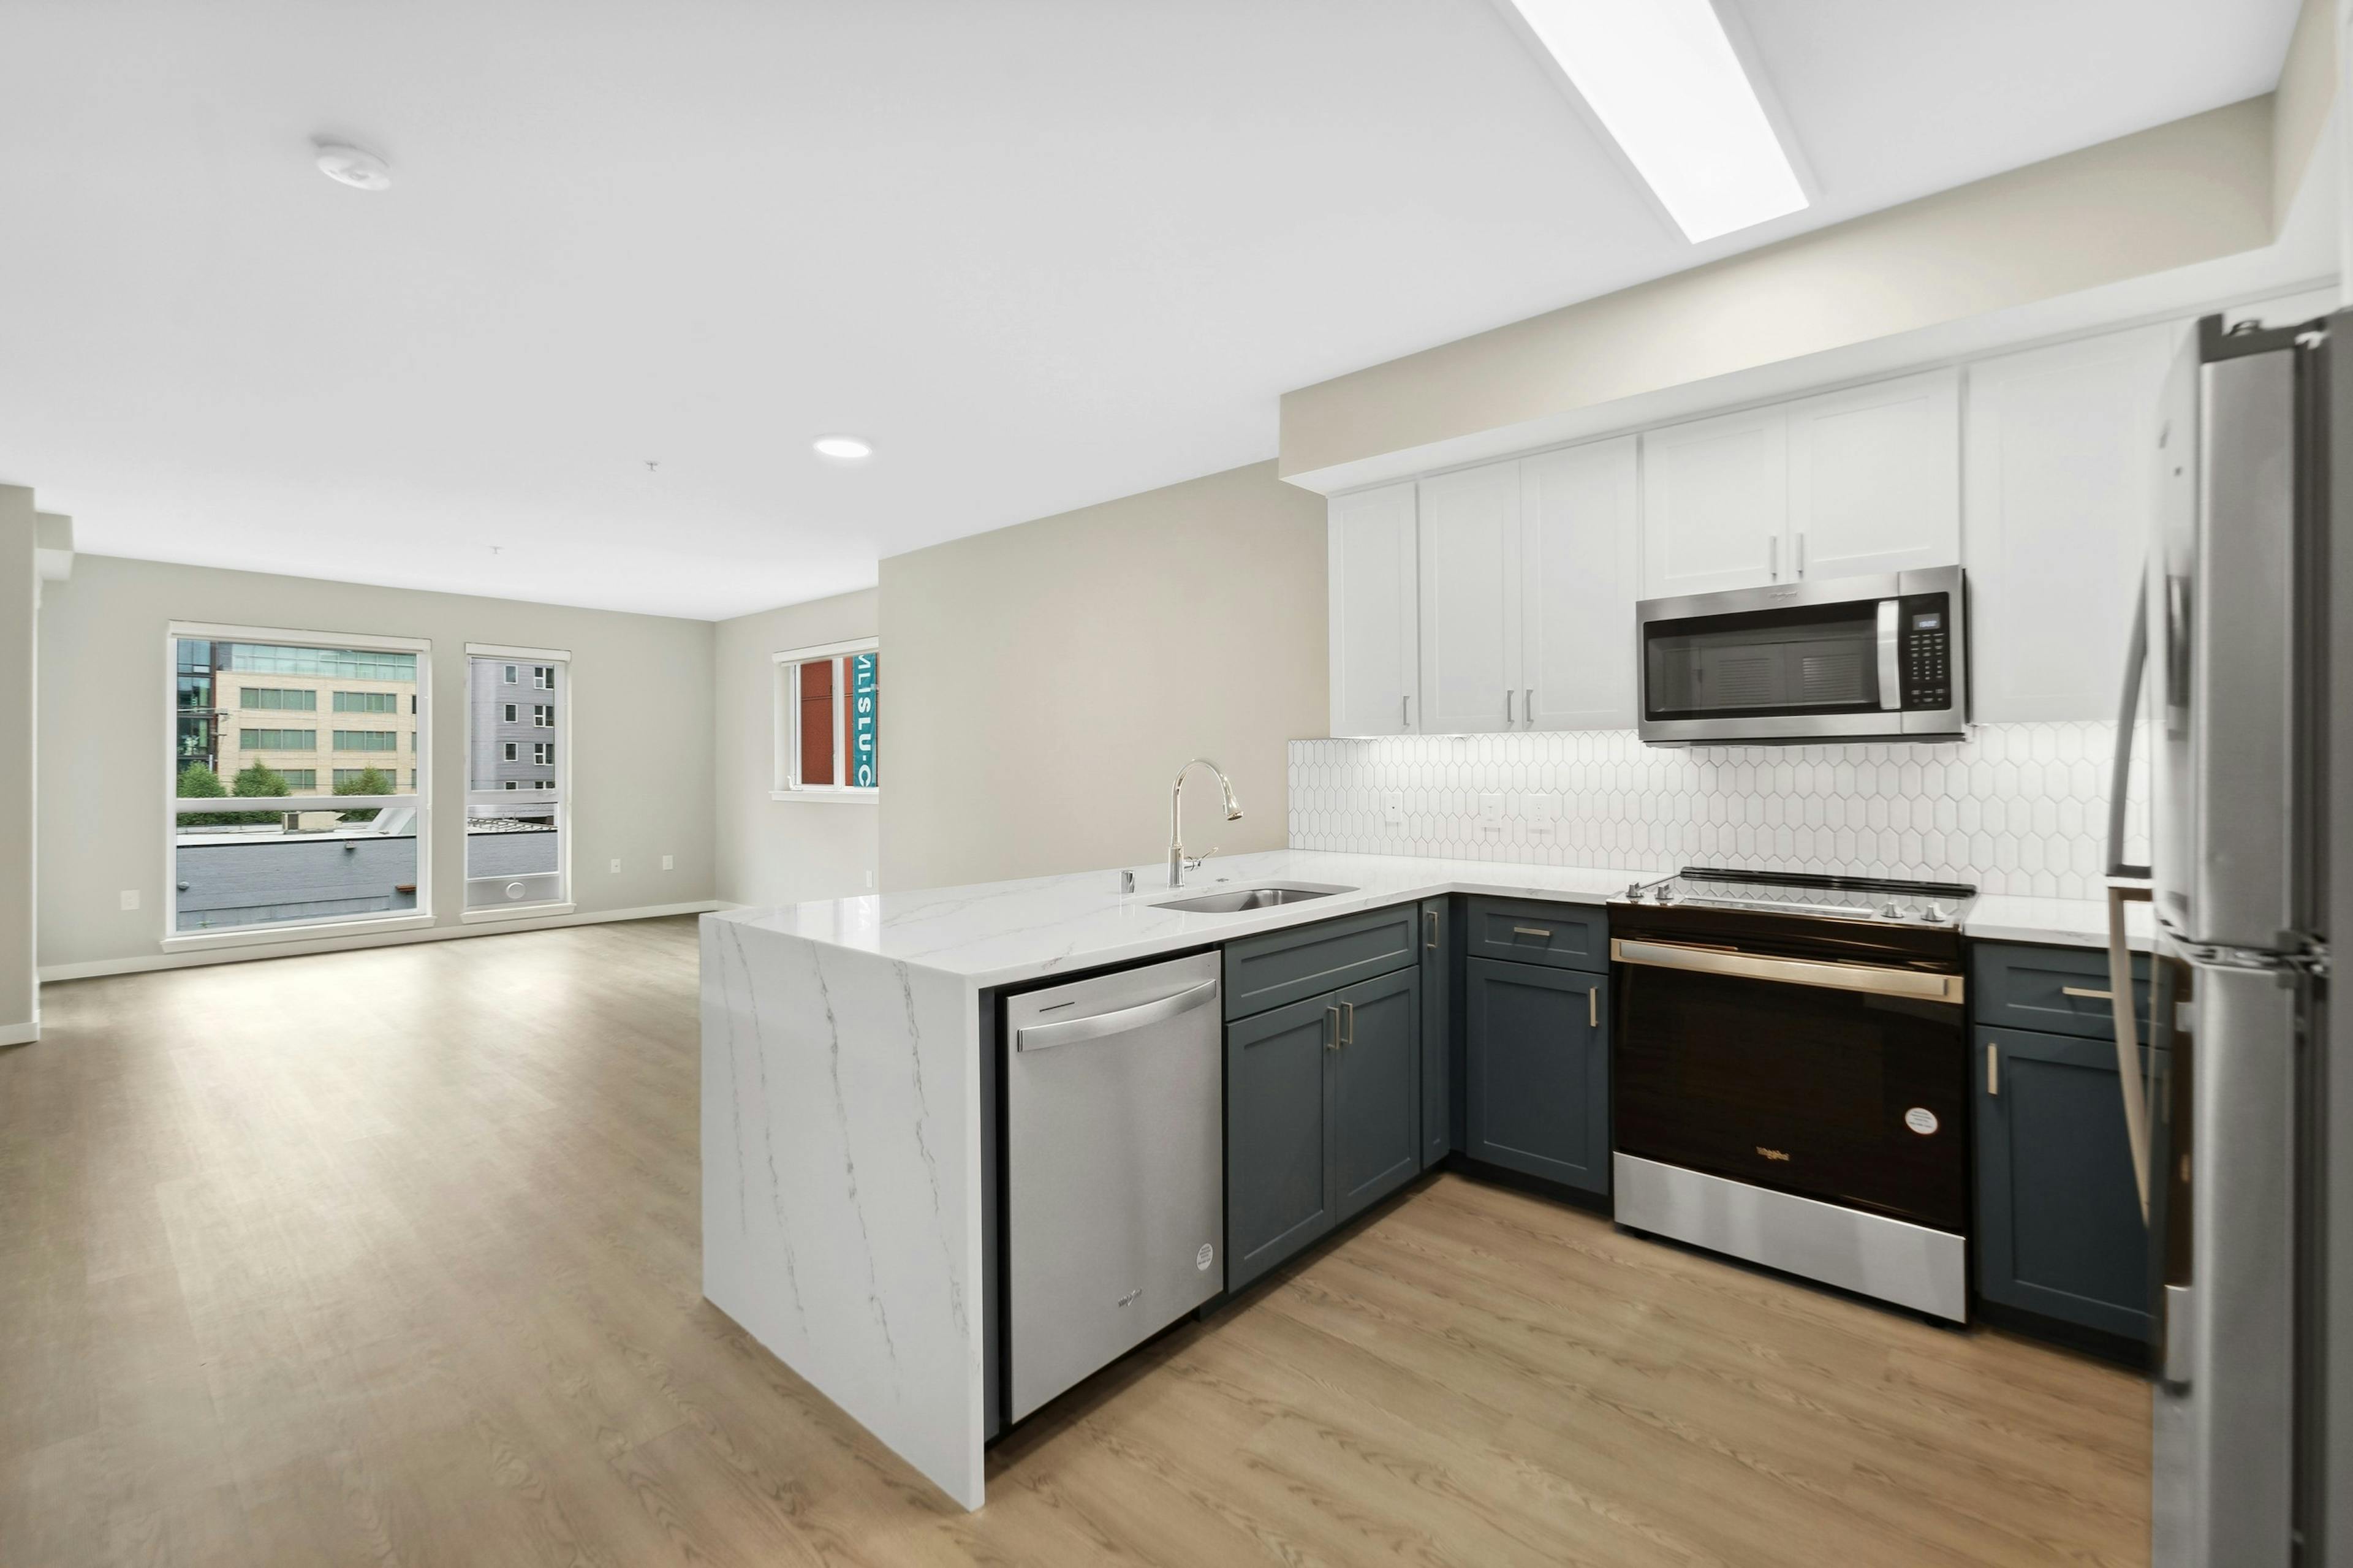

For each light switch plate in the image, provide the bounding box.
[661,854,674,870]
[1382,792,1403,825]
[609,858,621,874]
[119,890,140,911]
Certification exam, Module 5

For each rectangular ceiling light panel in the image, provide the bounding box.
[1505,0,1807,243]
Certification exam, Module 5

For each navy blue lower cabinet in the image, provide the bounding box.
[1418,898,1450,1170]
[1225,994,1338,1292]
[1464,959,1609,1195]
[1334,967,1423,1222]
[1975,1023,2162,1340]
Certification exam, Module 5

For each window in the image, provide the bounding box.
[333,690,399,713]
[466,646,568,914]
[774,640,879,795]
[170,629,425,940]
[334,730,398,751]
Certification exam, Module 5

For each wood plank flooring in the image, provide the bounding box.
[2,915,2150,1566]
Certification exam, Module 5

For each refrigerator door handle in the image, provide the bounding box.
[2103,572,2155,1225]
[2106,576,2153,881]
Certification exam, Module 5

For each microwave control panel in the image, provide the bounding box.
[1900,596,1953,709]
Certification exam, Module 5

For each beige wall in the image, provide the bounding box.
[712,589,879,909]
[877,460,1326,892]
[0,489,36,1037]
[1280,97,2284,482]
[37,554,718,972]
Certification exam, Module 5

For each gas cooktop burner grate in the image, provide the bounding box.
[1620,866,1977,927]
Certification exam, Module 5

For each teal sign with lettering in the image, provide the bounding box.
[851,653,878,787]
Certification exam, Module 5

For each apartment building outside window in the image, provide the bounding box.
[465,645,569,915]
[168,626,428,942]
[773,638,879,797]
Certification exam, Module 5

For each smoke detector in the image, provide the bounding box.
[314,142,392,191]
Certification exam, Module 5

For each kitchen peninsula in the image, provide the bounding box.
[700,847,2153,1507]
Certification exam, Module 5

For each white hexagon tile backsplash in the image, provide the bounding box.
[1286,722,2148,900]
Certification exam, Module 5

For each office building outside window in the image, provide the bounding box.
[169,629,425,937]
[466,646,568,912]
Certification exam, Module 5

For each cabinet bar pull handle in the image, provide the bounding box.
[1795,531,1805,578]
[2061,985,2115,1001]
[1524,687,1534,727]
[1401,694,1410,729]
[1589,987,1598,1028]
[1340,1001,1355,1047]
[1987,1042,1999,1095]
[1768,534,1779,581]
[1424,909,1439,950]
[1512,926,1552,939]
[1506,689,1515,724]
[1326,1005,1341,1050]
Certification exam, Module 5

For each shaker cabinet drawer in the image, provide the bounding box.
[1223,903,1419,1021]
[1462,898,1608,974]
[1972,942,2154,1043]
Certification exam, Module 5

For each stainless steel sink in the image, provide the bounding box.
[1150,882,1355,914]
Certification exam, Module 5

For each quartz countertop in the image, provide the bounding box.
[1961,893,2158,952]
[709,849,1664,989]
[708,848,2153,992]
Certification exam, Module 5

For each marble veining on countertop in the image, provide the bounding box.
[709,849,1665,988]
[710,850,2154,988]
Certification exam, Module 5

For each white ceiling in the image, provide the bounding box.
[0,0,2301,619]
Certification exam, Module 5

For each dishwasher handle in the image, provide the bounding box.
[1015,977,1220,1052]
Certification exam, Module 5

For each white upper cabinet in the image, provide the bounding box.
[1964,323,2182,722]
[1521,437,1639,731]
[1327,482,1420,736]
[1784,368,1960,581]
[1640,405,1787,599]
[1640,369,1962,600]
[1416,463,1523,735]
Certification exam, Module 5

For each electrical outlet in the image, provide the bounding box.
[1518,792,1561,822]
[865,869,876,889]
[1478,792,1504,821]
[1382,792,1403,825]
[661,854,673,871]
[609,858,621,874]
[119,889,140,911]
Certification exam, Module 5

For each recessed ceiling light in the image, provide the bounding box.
[1499,0,1806,243]
[813,435,873,462]
[314,142,392,192]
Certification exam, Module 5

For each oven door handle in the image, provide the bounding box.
[1610,937,1964,1004]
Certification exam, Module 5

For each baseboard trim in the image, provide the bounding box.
[39,900,728,982]
[0,1018,39,1047]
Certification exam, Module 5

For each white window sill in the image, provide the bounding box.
[459,901,577,925]
[161,911,436,953]
[770,789,881,805]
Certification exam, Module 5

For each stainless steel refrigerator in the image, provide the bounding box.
[2107,311,2340,1567]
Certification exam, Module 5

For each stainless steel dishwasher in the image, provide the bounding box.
[1004,950,1223,1422]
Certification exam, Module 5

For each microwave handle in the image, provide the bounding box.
[1875,600,1901,711]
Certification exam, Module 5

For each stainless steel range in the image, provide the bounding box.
[1608,866,1977,1320]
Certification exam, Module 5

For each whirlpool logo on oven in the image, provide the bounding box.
[1755,1146,1791,1162]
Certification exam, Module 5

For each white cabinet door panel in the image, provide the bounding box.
[1784,368,1960,581]
[1640,407,1786,599]
[1963,324,2183,722]
[1521,437,1639,731]
[1417,463,1522,735]
[1327,483,1419,735]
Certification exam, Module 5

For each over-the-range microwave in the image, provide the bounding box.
[1635,566,1968,745]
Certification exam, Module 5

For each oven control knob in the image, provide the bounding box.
[1879,900,1903,920]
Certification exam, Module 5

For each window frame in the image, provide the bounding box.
[461,641,573,924]
[771,637,880,803]
[163,620,433,952]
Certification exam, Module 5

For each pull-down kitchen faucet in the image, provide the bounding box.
[1167,759,1243,887]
